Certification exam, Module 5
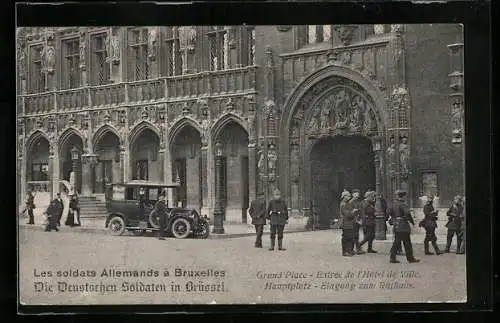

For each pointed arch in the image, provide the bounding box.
[281,64,388,135]
[25,130,50,153]
[92,124,122,150]
[128,121,161,147]
[168,117,203,145]
[58,127,84,153]
[210,113,248,142]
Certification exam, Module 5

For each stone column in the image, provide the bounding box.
[51,144,59,198]
[19,156,26,210]
[206,138,215,218]
[373,137,387,240]
[119,145,126,183]
[212,142,226,234]
[159,148,165,183]
[200,145,209,216]
[247,142,257,204]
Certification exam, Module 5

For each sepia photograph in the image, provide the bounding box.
[16,22,467,305]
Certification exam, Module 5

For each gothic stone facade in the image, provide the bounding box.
[16,25,464,224]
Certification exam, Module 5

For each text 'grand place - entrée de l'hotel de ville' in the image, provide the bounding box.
[16,25,465,233]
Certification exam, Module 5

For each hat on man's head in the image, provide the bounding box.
[341,190,351,199]
[395,189,407,197]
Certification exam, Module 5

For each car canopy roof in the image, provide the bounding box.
[111,180,180,188]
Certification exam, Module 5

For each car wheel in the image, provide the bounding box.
[148,210,160,229]
[108,216,126,236]
[171,217,191,239]
[196,221,210,239]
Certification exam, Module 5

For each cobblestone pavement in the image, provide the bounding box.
[19,227,466,306]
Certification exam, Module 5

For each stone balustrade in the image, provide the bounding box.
[19,65,257,116]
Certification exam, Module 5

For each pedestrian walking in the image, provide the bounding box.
[25,190,36,225]
[55,193,64,226]
[418,195,443,255]
[445,195,464,253]
[44,199,62,232]
[388,190,420,264]
[248,191,267,248]
[340,190,355,257]
[359,190,377,253]
[348,189,365,254]
[266,189,288,251]
[152,192,168,240]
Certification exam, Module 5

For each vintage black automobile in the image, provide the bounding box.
[104,181,209,239]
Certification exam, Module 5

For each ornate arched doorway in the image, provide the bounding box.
[129,124,161,181]
[93,128,121,193]
[59,129,84,194]
[170,124,202,210]
[281,66,388,219]
[310,135,376,228]
[26,132,51,193]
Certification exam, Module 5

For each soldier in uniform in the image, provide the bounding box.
[348,189,365,254]
[388,190,420,263]
[359,191,378,253]
[266,189,288,251]
[418,195,443,255]
[44,198,62,232]
[340,190,355,256]
[152,192,168,240]
[249,191,267,248]
[445,195,464,253]
[55,193,64,226]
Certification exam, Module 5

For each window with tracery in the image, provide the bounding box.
[90,33,110,85]
[61,38,81,89]
[29,45,45,93]
[240,25,256,66]
[307,25,332,44]
[127,28,150,81]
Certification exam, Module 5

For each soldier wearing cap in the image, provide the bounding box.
[418,195,443,255]
[445,195,464,253]
[249,191,267,248]
[388,189,420,263]
[359,190,378,253]
[152,190,168,240]
[266,189,288,251]
[348,189,365,254]
[340,190,355,256]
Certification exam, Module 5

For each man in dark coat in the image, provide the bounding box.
[152,192,168,240]
[388,190,420,263]
[249,191,267,248]
[266,189,288,251]
[25,191,35,225]
[359,191,377,253]
[55,193,64,226]
[419,195,443,255]
[445,195,464,253]
[340,190,355,256]
[44,199,61,232]
[348,189,365,254]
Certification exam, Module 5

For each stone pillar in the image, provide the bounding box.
[373,137,387,240]
[51,144,59,198]
[200,145,209,216]
[159,149,165,183]
[212,142,225,234]
[206,139,215,218]
[19,156,26,210]
[247,142,257,204]
[119,145,126,183]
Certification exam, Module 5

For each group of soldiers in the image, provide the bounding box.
[340,188,466,263]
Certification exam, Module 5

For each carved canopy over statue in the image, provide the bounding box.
[306,86,378,137]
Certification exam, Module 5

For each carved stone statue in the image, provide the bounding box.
[399,135,409,176]
[349,95,365,132]
[105,33,120,64]
[363,106,378,133]
[319,104,330,130]
[257,147,265,177]
[41,45,56,74]
[79,30,87,69]
[333,89,350,129]
[17,43,26,79]
[334,25,358,46]
[387,136,396,176]
[451,99,463,134]
[267,144,278,179]
[148,28,158,59]
[308,113,319,134]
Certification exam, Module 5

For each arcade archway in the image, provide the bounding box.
[170,125,202,210]
[26,133,50,193]
[130,128,161,181]
[93,130,121,193]
[59,130,84,194]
